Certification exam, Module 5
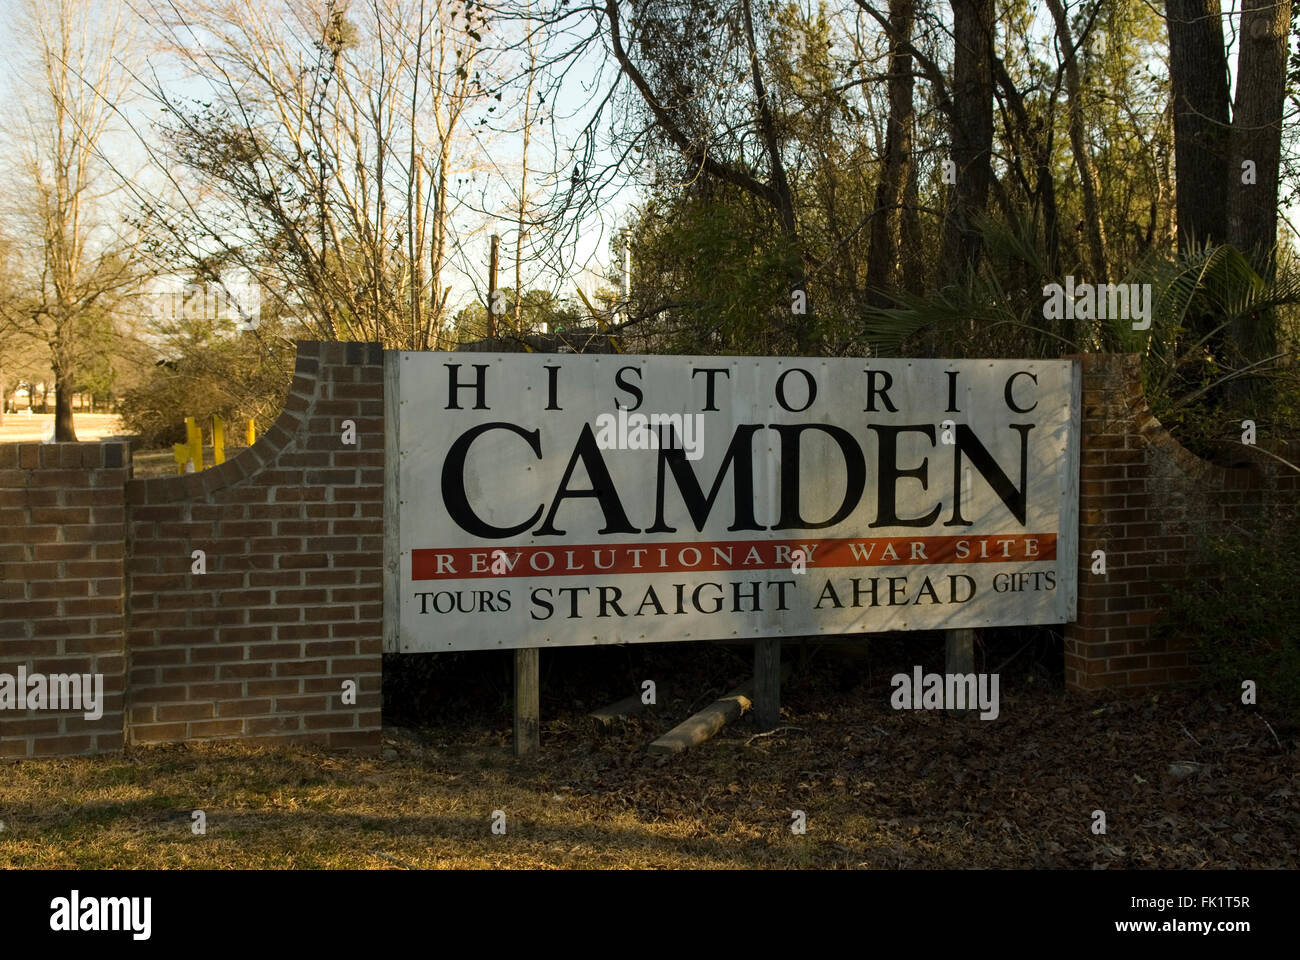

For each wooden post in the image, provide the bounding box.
[513,647,540,756]
[945,628,976,676]
[753,637,781,730]
[246,418,256,446]
[487,233,500,340]
[945,629,976,714]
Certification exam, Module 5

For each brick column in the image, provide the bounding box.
[1064,353,1271,691]
[0,441,128,757]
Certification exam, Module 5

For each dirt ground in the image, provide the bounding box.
[0,413,247,477]
[1,639,1294,869]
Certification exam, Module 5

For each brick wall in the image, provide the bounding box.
[0,441,128,757]
[123,341,384,750]
[1065,353,1298,691]
[4,346,1295,756]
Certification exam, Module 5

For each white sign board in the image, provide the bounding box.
[384,354,1080,652]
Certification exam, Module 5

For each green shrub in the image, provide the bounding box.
[1159,519,1300,724]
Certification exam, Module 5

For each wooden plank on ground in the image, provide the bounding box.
[589,693,648,730]
[648,664,791,755]
[647,682,754,755]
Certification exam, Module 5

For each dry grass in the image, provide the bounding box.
[0,734,832,870]
[0,413,123,443]
[1,652,1295,870]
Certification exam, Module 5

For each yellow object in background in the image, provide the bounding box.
[172,443,191,475]
[246,418,256,446]
[212,415,226,465]
[184,417,204,471]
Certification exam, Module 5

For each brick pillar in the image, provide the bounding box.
[0,441,128,757]
[1065,354,1262,691]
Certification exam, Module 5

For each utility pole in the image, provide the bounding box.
[487,233,500,339]
[620,231,632,323]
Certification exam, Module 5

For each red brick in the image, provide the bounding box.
[187,719,245,737]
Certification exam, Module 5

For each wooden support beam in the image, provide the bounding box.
[513,647,540,756]
[945,628,976,713]
[753,637,781,730]
[945,628,976,675]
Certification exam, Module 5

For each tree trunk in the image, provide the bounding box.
[865,0,916,308]
[1224,0,1291,387]
[516,31,537,334]
[53,367,77,441]
[942,0,996,278]
[1046,0,1109,281]
[1227,0,1292,273]
[1164,0,1231,250]
[901,160,924,296]
[739,0,814,351]
[426,140,452,350]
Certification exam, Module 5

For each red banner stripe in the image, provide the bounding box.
[411,534,1056,580]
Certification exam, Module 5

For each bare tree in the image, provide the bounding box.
[1045,0,1109,280]
[0,0,145,441]
[599,0,816,349]
[863,0,917,306]
[131,0,496,350]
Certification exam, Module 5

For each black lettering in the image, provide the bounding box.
[1004,371,1038,413]
[614,366,644,411]
[649,425,764,533]
[597,586,625,617]
[864,369,898,413]
[529,588,553,620]
[868,424,941,527]
[445,363,489,410]
[557,586,590,618]
[545,365,561,410]
[946,424,1033,526]
[772,424,866,530]
[441,423,544,538]
[691,368,731,411]
[536,424,641,536]
[815,580,843,609]
[775,368,817,413]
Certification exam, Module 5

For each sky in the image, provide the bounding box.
[0,0,1294,332]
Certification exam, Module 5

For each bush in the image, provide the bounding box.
[118,324,294,448]
[1159,518,1300,725]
